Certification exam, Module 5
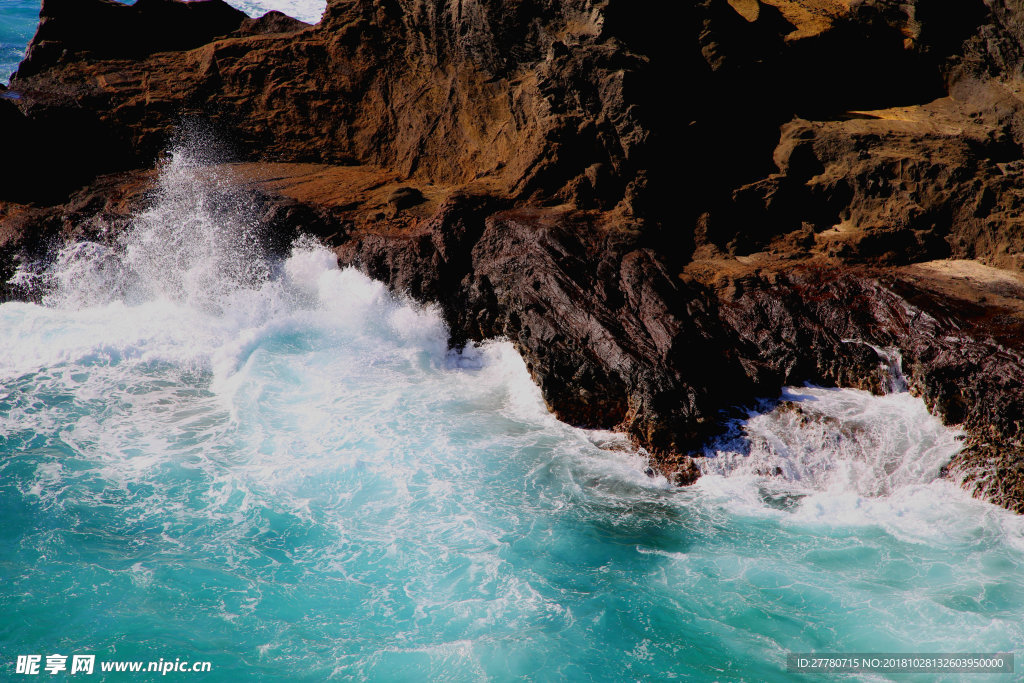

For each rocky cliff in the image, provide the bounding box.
[4,0,1024,511]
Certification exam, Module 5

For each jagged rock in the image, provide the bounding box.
[4,0,1006,216]
[334,195,1024,491]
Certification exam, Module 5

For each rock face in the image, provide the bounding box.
[8,0,1013,218]
[5,0,1024,510]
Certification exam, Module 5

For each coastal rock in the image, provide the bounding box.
[334,195,1024,492]
[2,0,1004,214]
[338,201,759,456]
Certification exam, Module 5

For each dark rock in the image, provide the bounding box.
[334,197,1024,493]
[386,187,425,212]
[2,0,996,214]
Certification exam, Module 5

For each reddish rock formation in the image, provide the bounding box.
[4,0,1024,510]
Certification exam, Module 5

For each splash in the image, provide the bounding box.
[37,152,268,311]
[699,385,961,499]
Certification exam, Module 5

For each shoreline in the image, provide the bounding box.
[3,0,1024,512]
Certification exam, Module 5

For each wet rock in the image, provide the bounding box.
[946,439,1024,514]
[335,199,1024,502]
[664,456,703,487]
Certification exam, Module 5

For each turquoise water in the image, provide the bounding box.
[0,1,325,84]
[2,148,1023,680]
[0,0,38,83]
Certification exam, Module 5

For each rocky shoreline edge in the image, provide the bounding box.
[3,0,1024,511]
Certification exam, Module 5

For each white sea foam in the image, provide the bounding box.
[8,149,1015,534]
[693,382,1024,554]
[225,0,326,24]
[700,386,961,495]
[2,147,661,549]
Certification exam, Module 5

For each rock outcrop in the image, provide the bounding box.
[4,0,1024,510]
[16,0,250,78]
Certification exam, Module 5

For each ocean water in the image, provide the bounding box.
[4,0,1024,676]
[0,0,326,84]
[0,0,38,83]
[2,144,1023,680]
